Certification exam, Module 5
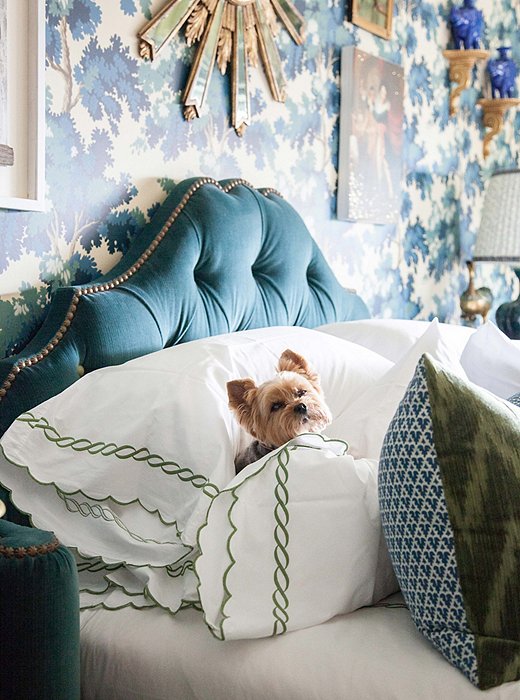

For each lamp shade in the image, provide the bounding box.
[473,169,520,262]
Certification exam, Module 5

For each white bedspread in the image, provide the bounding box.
[79,594,520,700]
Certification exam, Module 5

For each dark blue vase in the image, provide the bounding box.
[449,0,484,50]
[496,269,520,339]
[488,47,518,98]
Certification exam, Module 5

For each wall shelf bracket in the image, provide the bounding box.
[477,97,520,157]
[443,49,489,116]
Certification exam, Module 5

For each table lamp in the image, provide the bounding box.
[471,168,520,338]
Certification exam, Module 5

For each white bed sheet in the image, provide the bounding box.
[79,594,519,700]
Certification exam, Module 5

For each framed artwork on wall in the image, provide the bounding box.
[0,0,14,167]
[337,47,404,225]
[348,0,394,40]
[0,0,45,212]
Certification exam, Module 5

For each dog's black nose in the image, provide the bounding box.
[294,403,307,415]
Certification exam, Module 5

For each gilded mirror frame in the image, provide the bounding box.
[138,0,305,135]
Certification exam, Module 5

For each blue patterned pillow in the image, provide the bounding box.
[379,353,520,690]
[508,392,520,407]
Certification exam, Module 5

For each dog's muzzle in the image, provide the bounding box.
[294,403,307,415]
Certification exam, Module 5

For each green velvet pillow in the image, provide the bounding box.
[379,353,520,690]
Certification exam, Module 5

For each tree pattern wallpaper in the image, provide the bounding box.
[0,0,519,358]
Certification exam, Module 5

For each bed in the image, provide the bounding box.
[0,177,519,699]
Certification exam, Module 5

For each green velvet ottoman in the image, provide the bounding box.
[0,519,80,699]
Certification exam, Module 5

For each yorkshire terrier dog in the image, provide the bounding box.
[227,349,332,472]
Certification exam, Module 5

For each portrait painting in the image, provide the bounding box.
[337,48,404,225]
[348,0,394,40]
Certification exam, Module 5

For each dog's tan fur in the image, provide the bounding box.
[227,349,332,471]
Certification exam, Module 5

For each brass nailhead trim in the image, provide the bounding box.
[261,187,283,198]
[0,535,61,558]
[222,179,283,200]
[0,178,281,404]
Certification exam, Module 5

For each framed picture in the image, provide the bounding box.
[0,0,14,167]
[0,0,45,211]
[348,0,394,40]
[337,47,404,225]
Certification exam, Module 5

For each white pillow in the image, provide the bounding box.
[0,325,392,614]
[197,434,398,640]
[318,318,474,363]
[460,322,520,398]
[329,320,468,460]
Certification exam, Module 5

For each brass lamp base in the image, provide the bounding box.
[460,260,492,323]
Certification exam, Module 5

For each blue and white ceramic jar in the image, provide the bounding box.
[449,0,484,50]
[488,47,518,99]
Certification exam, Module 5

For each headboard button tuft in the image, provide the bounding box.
[77,365,85,378]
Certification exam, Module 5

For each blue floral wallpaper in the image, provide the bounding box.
[0,0,519,358]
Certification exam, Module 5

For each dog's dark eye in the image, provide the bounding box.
[271,402,284,412]
[296,389,307,398]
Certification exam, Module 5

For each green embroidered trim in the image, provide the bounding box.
[57,490,186,549]
[0,445,196,584]
[76,551,201,613]
[79,596,156,612]
[166,560,195,578]
[180,600,203,612]
[272,446,290,635]
[0,446,200,616]
[196,489,239,641]
[17,412,220,498]
[77,574,201,613]
[1,444,191,535]
[217,490,239,640]
[76,558,125,574]
[196,434,346,640]
[143,578,201,615]
[79,598,203,614]
[199,447,290,640]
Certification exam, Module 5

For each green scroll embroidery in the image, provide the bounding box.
[76,558,124,574]
[210,489,239,641]
[17,412,219,498]
[57,490,187,549]
[272,446,290,635]
[166,559,195,578]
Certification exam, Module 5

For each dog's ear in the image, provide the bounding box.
[227,378,257,411]
[278,349,320,386]
[227,379,258,436]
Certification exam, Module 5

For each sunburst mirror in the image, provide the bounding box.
[138,0,305,135]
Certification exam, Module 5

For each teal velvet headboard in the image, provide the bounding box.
[0,177,369,437]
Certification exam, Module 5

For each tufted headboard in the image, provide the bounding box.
[0,177,369,436]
